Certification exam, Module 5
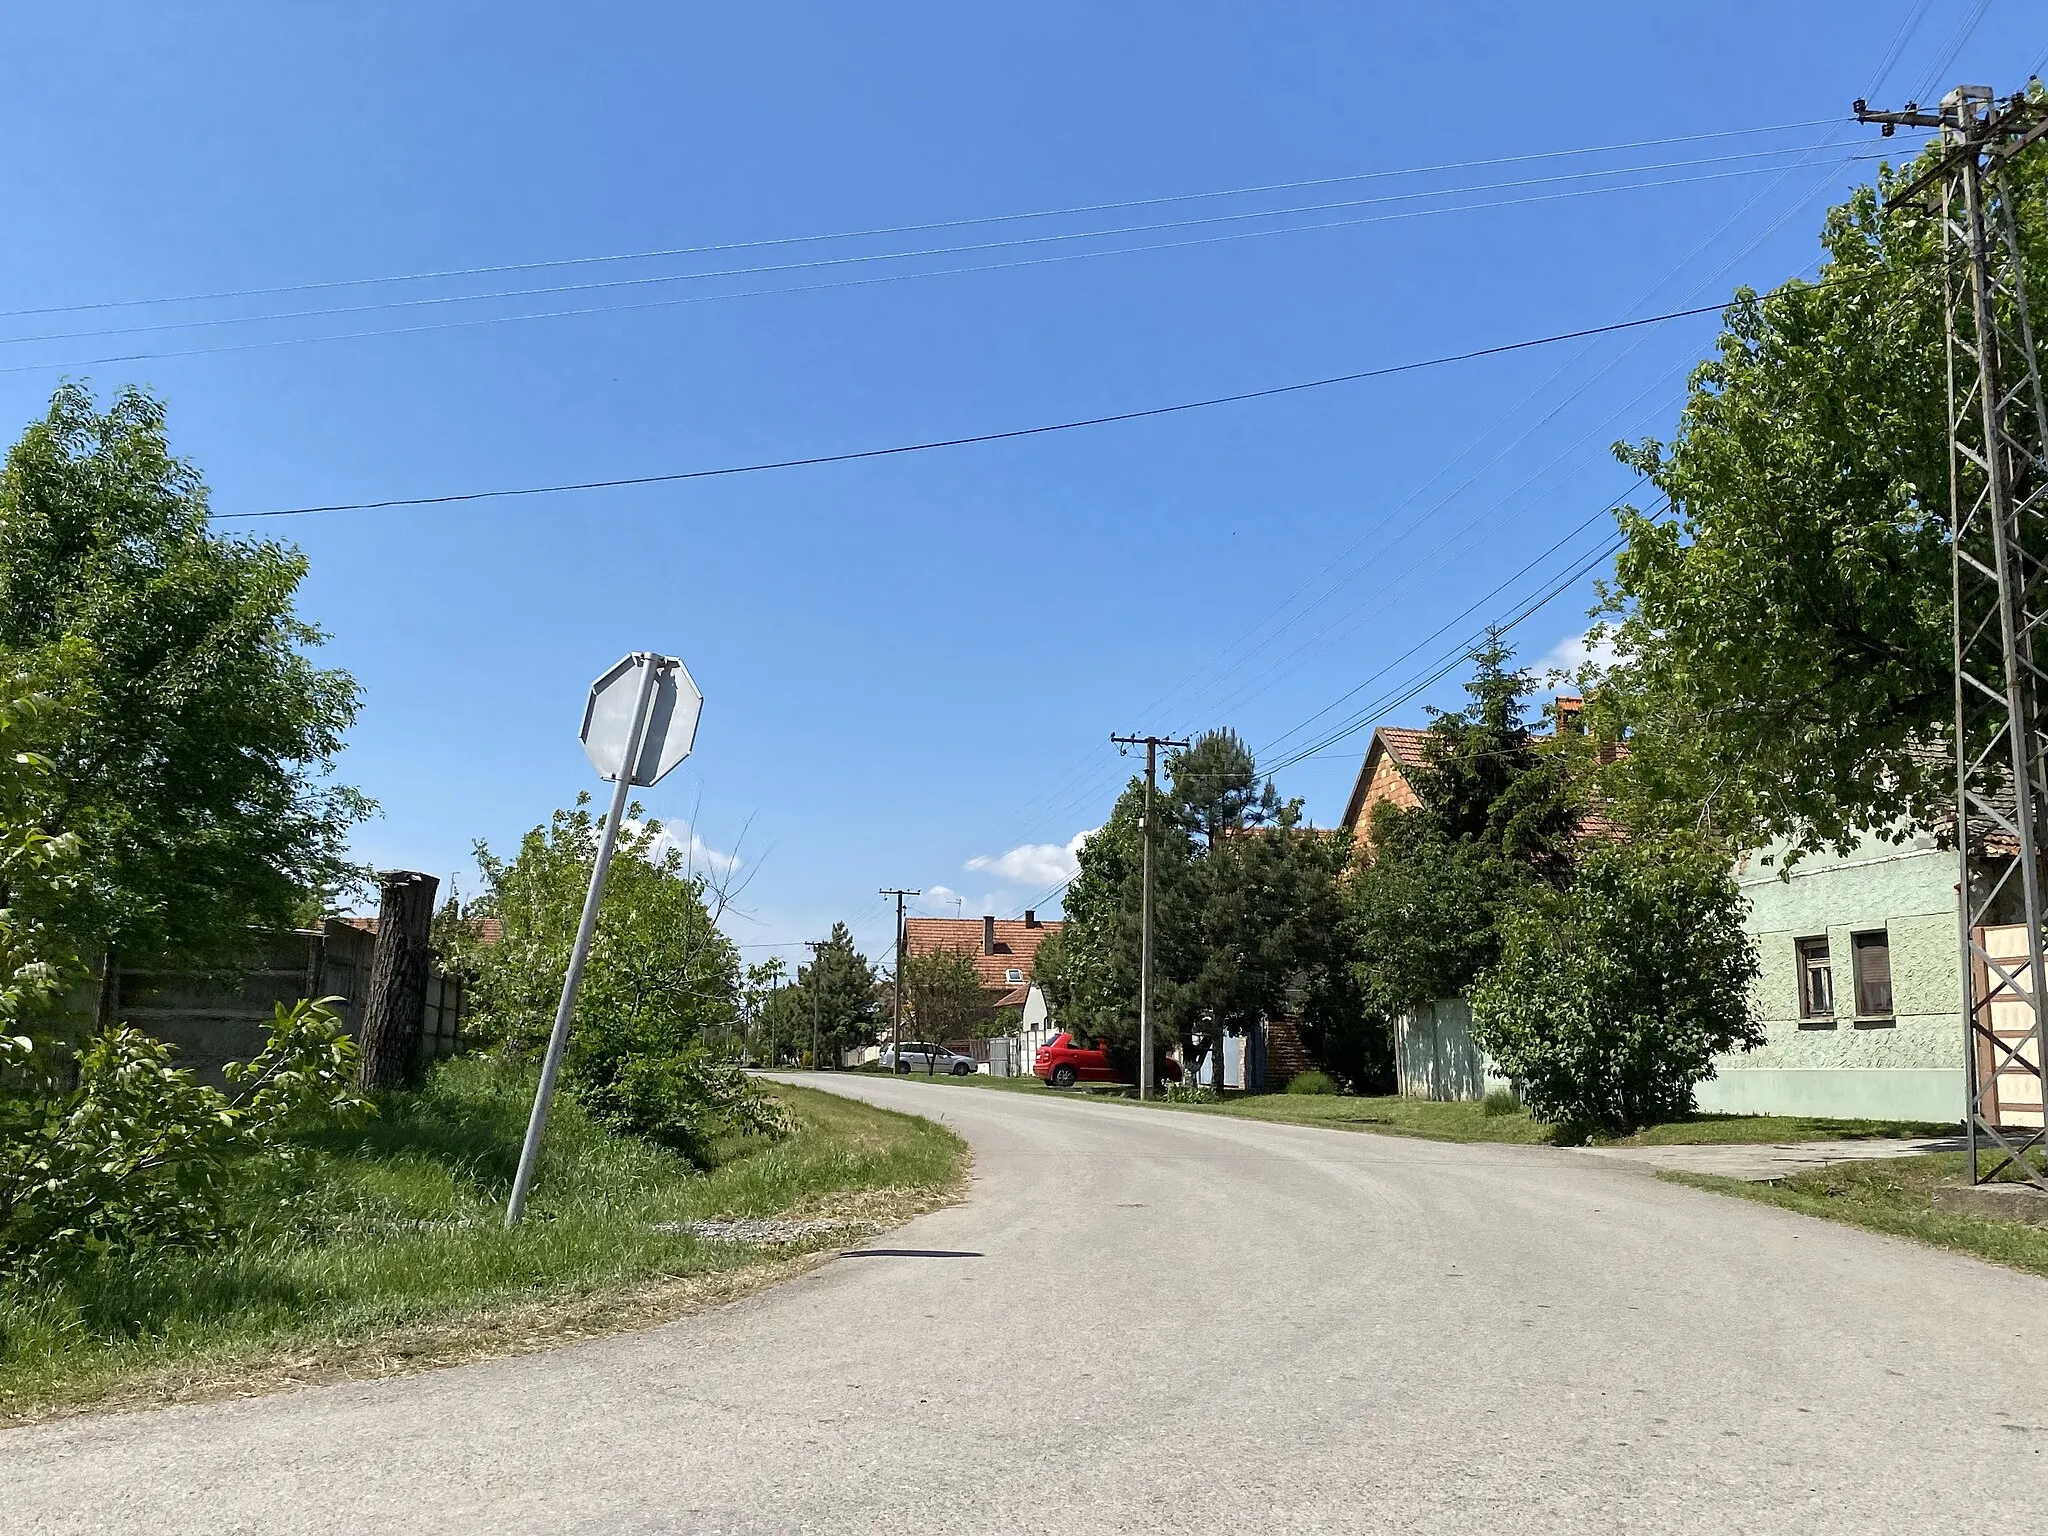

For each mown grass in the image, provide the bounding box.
[1665,1152,2048,1279]
[0,1056,965,1423]
[849,1068,1958,1147]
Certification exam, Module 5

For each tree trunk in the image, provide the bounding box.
[356,870,439,1090]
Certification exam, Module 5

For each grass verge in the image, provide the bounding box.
[833,1068,1957,1147]
[1663,1153,2048,1279]
[0,1056,966,1426]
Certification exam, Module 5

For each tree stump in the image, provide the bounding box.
[356,870,440,1090]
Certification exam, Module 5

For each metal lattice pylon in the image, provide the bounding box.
[1860,86,2048,1188]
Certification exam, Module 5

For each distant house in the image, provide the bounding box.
[1336,699,1619,1101]
[901,911,1061,1068]
[1338,725,1432,855]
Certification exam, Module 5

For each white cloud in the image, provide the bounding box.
[965,828,1094,888]
[1539,627,1618,687]
[624,817,741,878]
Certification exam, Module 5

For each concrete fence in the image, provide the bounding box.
[1393,997,1510,1102]
[109,918,465,1084]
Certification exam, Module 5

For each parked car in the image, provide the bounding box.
[1032,1032,1183,1089]
[878,1041,976,1076]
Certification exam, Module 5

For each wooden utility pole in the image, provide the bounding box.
[879,888,919,1064]
[805,939,827,1069]
[1112,734,1189,1100]
[356,869,440,1089]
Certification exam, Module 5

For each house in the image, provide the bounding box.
[900,910,1061,1069]
[1338,706,1583,1099]
[1338,701,1983,1124]
[1338,725,1431,855]
[1703,833,1967,1124]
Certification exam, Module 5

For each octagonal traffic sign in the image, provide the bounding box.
[579,652,702,786]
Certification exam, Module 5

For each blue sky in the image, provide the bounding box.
[0,3,2035,970]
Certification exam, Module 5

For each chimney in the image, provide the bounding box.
[982,914,997,955]
[1024,909,1039,927]
[1554,696,1585,736]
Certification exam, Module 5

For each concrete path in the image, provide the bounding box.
[4,1077,2044,1535]
[1569,1135,1969,1182]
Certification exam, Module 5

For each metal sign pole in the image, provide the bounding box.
[506,653,663,1226]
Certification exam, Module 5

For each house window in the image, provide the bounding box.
[1797,937,1835,1023]
[1853,930,1894,1020]
[1005,968,1024,985]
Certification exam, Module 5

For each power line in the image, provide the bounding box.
[999,497,1663,922]
[5,154,1891,382]
[217,288,1865,522]
[1909,0,1996,104]
[960,138,1900,849]
[0,144,1858,351]
[0,117,1853,324]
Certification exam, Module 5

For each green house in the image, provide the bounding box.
[1701,832,1964,1124]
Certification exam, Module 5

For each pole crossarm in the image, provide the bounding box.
[1863,84,2048,1191]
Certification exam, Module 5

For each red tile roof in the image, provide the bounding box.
[1340,721,1628,843]
[902,916,1061,1008]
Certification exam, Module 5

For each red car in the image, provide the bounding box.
[1032,1032,1183,1090]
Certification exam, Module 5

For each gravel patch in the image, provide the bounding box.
[655,1218,875,1246]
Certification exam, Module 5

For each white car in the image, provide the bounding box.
[879,1041,975,1076]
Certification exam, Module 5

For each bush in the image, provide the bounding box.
[1468,841,1761,1137]
[574,1047,794,1165]
[0,998,370,1275]
[1284,1069,1337,1095]
[1162,1081,1221,1104]
[1481,1087,1521,1117]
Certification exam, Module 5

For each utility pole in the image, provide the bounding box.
[1112,733,1190,1100]
[1858,86,2048,1192]
[879,888,919,1064]
[805,939,826,1070]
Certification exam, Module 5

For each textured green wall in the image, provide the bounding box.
[1706,834,1964,1121]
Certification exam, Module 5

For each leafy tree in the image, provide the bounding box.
[1468,841,1761,1136]
[738,958,789,1061]
[1038,729,1355,1089]
[1,998,370,1276]
[795,922,880,1065]
[461,796,780,1162]
[1594,124,2048,857]
[0,384,369,968]
[1347,640,1579,1030]
[903,945,990,1071]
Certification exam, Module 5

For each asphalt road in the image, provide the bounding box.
[6,1075,2046,1534]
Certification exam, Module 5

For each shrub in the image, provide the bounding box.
[0,997,370,1275]
[1468,841,1761,1137]
[1162,1081,1221,1104]
[1481,1087,1521,1117]
[574,1047,794,1165]
[1285,1069,1337,1095]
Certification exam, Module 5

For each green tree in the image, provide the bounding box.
[1034,781,1178,1054]
[796,922,880,1065]
[903,944,990,1071]
[461,797,777,1161]
[1468,841,1761,1136]
[1038,729,1354,1089]
[1347,640,1579,1028]
[1593,125,2048,857]
[0,384,369,967]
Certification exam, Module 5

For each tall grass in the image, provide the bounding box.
[0,1056,961,1419]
